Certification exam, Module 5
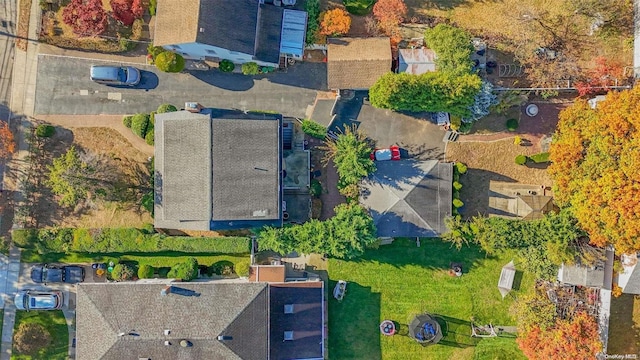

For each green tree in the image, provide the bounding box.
[301,119,327,139]
[241,62,260,75]
[154,51,185,73]
[46,146,94,207]
[156,103,177,113]
[168,257,199,281]
[234,259,251,277]
[322,127,375,193]
[130,113,150,139]
[424,24,474,75]
[112,263,135,281]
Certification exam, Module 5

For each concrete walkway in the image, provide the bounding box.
[36,114,154,156]
[0,246,22,360]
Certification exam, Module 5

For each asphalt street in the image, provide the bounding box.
[35,54,326,118]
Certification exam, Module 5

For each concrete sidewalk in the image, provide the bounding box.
[0,246,22,360]
[39,43,149,65]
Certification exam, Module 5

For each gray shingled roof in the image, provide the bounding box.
[75,282,269,360]
[360,160,452,237]
[255,4,284,64]
[211,117,280,222]
[197,0,259,55]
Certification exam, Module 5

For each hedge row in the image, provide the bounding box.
[12,227,250,254]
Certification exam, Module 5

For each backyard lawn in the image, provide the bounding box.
[12,310,68,360]
[328,238,531,360]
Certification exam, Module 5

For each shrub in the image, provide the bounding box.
[529,152,550,163]
[219,59,235,73]
[453,181,463,191]
[130,113,150,138]
[131,18,143,40]
[310,179,323,198]
[147,44,164,59]
[506,118,519,131]
[612,284,623,298]
[145,129,154,145]
[305,0,320,44]
[455,162,467,174]
[11,229,38,248]
[301,119,327,139]
[452,198,464,208]
[515,154,527,165]
[450,116,461,131]
[154,51,185,73]
[110,0,136,26]
[241,62,260,75]
[123,115,133,128]
[112,263,135,281]
[157,104,177,113]
[167,257,198,281]
[211,260,235,275]
[137,264,155,278]
[459,121,473,134]
[62,0,108,36]
[344,0,374,15]
[453,190,460,199]
[141,191,154,215]
[149,0,156,15]
[235,259,250,277]
[514,135,522,145]
[141,223,155,234]
[14,323,51,355]
[35,124,55,138]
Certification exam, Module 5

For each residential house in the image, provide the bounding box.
[488,181,556,220]
[75,282,325,360]
[327,37,392,90]
[397,48,437,75]
[154,108,283,231]
[359,160,453,237]
[154,0,307,67]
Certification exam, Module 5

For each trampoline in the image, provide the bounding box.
[408,314,443,345]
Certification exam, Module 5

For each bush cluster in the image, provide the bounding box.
[529,152,550,163]
[301,119,327,139]
[167,257,198,281]
[138,264,155,278]
[157,103,177,113]
[310,179,323,198]
[210,260,235,276]
[305,0,320,44]
[112,263,135,281]
[131,113,150,138]
[12,227,251,254]
[506,118,519,131]
[515,154,527,165]
[453,198,464,208]
[35,124,55,138]
[241,62,260,75]
[219,59,235,73]
[123,115,133,128]
[154,51,185,73]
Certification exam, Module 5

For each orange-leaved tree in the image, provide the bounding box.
[373,0,407,29]
[549,87,640,252]
[517,312,602,360]
[0,122,15,160]
[320,8,351,36]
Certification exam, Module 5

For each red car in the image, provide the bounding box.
[371,145,401,161]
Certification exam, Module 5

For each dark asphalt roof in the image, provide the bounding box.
[197,0,259,55]
[255,4,284,64]
[269,283,324,360]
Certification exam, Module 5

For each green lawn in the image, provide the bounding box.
[328,238,531,360]
[12,310,68,360]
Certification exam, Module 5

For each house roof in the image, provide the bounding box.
[269,282,324,360]
[255,5,286,64]
[75,282,269,360]
[618,253,640,294]
[154,109,282,231]
[249,265,286,283]
[398,48,437,75]
[360,160,453,237]
[327,37,392,89]
[488,181,555,220]
[153,0,201,47]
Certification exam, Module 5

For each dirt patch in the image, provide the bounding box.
[17,0,31,50]
[446,138,553,217]
[31,127,152,228]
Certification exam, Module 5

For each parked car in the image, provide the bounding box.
[31,264,85,284]
[90,65,140,86]
[15,290,64,311]
[370,145,401,161]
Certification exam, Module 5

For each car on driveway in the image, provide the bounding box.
[90,65,140,86]
[31,264,85,284]
[15,290,64,310]
[370,145,401,161]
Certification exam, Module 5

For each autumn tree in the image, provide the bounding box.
[320,8,351,36]
[549,88,640,252]
[372,0,406,39]
[517,312,602,360]
[574,56,625,96]
[0,122,15,160]
[62,0,108,36]
[14,323,51,355]
[110,0,143,26]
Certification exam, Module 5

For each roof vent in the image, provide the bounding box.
[217,335,233,341]
[180,340,193,348]
[284,331,294,341]
[164,329,171,336]
[164,341,171,346]
[284,304,294,314]
[199,27,205,33]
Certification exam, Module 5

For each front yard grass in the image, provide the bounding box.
[328,238,532,360]
[12,310,68,360]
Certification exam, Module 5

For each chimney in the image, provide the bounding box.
[185,102,204,113]
[161,286,171,296]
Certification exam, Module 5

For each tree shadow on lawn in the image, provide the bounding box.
[328,280,382,360]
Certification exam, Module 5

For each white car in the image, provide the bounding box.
[15,290,64,311]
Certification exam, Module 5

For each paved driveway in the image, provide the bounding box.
[34,55,326,118]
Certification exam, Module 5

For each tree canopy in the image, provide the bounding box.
[549,88,640,252]
[62,0,108,36]
[322,127,375,198]
[424,24,474,75]
[320,8,351,36]
[369,72,482,117]
[258,203,377,259]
